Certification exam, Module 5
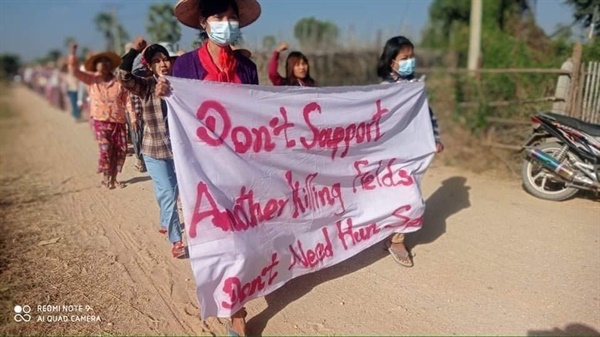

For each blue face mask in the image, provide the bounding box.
[395,57,416,77]
[207,20,240,46]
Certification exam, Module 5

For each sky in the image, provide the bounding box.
[0,0,576,62]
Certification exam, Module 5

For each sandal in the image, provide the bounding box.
[134,163,146,173]
[112,181,126,189]
[226,322,241,337]
[159,228,167,235]
[171,241,185,258]
[226,308,247,337]
[386,242,414,268]
[99,180,110,189]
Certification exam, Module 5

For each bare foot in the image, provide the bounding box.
[229,308,247,336]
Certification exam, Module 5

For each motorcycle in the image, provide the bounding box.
[521,112,600,201]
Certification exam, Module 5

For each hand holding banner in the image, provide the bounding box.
[165,78,435,319]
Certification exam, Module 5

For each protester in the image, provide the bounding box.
[68,43,129,189]
[127,52,150,173]
[126,92,146,172]
[64,57,81,121]
[161,0,259,83]
[377,35,444,268]
[268,41,316,86]
[118,37,185,258]
[155,0,262,334]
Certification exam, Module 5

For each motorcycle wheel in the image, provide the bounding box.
[521,142,579,201]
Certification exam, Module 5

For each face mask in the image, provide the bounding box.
[395,57,416,77]
[207,20,240,46]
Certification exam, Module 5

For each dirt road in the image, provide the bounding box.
[1,86,598,336]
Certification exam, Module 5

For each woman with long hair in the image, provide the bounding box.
[377,35,444,268]
[268,41,316,86]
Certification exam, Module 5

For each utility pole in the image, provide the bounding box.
[589,5,598,41]
[467,0,482,76]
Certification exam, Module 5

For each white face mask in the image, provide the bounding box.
[207,20,240,46]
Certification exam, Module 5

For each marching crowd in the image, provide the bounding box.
[20,0,443,335]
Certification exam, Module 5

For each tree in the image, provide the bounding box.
[94,12,115,51]
[147,3,181,45]
[94,11,129,53]
[79,46,90,62]
[293,17,339,50]
[565,0,600,38]
[47,49,62,63]
[262,35,276,51]
[550,23,574,41]
[0,54,20,80]
[64,36,76,49]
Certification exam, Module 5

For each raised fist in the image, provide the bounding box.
[132,36,147,52]
[276,42,288,52]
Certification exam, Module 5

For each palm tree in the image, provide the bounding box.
[94,12,115,51]
[47,49,62,63]
[147,3,181,45]
[565,0,600,38]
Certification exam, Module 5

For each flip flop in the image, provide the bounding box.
[226,322,241,337]
[134,163,146,172]
[386,242,414,268]
[113,181,126,189]
[171,241,185,258]
[226,308,247,337]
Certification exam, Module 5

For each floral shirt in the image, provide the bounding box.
[69,56,128,123]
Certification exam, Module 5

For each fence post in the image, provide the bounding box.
[551,59,573,114]
[566,42,582,117]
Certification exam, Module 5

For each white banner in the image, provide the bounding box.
[165,77,436,319]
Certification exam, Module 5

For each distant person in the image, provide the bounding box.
[377,35,444,267]
[268,42,316,86]
[126,52,150,173]
[68,43,129,190]
[63,57,81,121]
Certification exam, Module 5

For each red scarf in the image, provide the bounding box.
[198,42,241,83]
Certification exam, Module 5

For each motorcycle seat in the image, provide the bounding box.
[541,112,600,137]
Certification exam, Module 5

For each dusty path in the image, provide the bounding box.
[1,85,598,336]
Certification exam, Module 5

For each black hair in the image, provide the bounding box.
[198,0,240,39]
[376,36,414,79]
[143,44,170,62]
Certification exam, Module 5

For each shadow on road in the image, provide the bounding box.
[409,176,471,248]
[121,175,152,186]
[247,176,472,336]
[527,323,600,336]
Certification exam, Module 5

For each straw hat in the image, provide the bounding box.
[174,0,261,29]
[84,51,121,72]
